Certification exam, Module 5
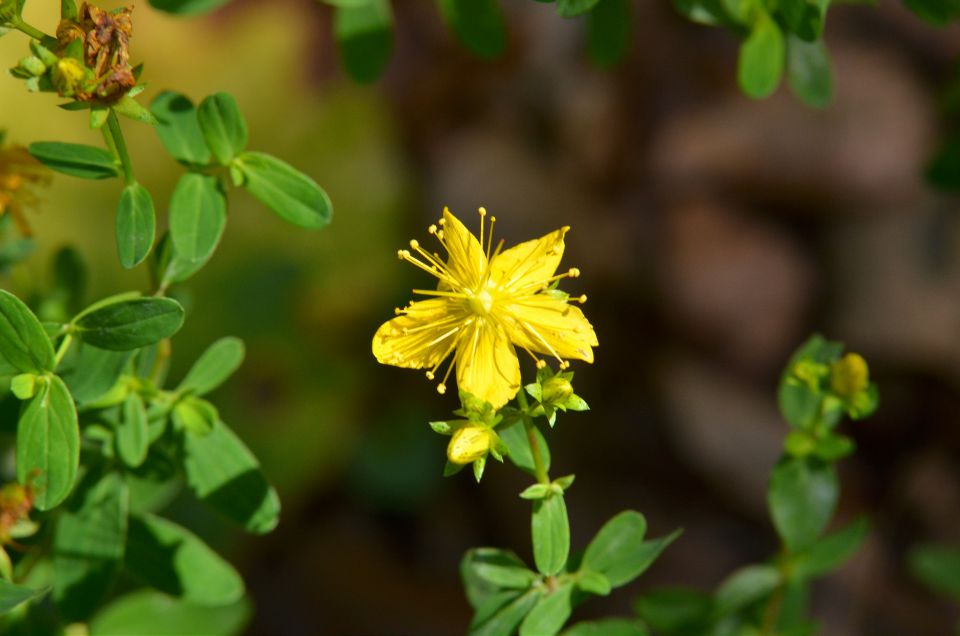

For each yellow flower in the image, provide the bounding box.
[0,144,48,236]
[373,207,598,408]
[830,352,869,398]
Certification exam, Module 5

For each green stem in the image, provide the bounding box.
[10,18,51,42]
[53,333,74,369]
[103,110,135,185]
[516,390,550,485]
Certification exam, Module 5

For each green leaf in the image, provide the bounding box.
[147,0,230,13]
[177,336,245,396]
[125,513,244,605]
[768,457,838,552]
[168,173,227,270]
[28,142,119,180]
[519,583,573,636]
[73,297,185,351]
[500,419,551,476]
[17,376,79,510]
[673,0,737,26]
[150,92,212,166]
[334,0,393,83]
[738,13,785,99]
[172,396,218,435]
[61,0,78,20]
[235,152,333,229]
[561,619,649,636]
[0,578,46,614]
[902,0,960,26]
[587,0,630,67]
[183,419,280,534]
[90,591,250,636]
[787,37,832,108]
[909,544,960,600]
[714,564,780,616]
[791,517,869,580]
[116,183,156,269]
[556,0,601,17]
[633,588,714,635]
[117,393,149,468]
[470,589,540,636]
[582,512,680,589]
[532,493,569,576]
[58,343,131,407]
[462,548,538,591]
[53,471,128,621]
[197,93,248,165]
[0,290,55,373]
[112,96,159,126]
[576,569,611,596]
[437,0,506,59]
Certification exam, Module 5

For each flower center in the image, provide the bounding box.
[469,288,495,315]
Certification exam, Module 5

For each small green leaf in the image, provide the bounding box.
[633,588,714,634]
[561,618,649,636]
[125,513,244,605]
[117,393,149,468]
[787,37,832,108]
[582,511,679,588]
[73,297,184,351]
[0,290,55,373]
[714,564,780,616]
[150,92,211,166]
[17,376,79,510]
[172,396,218,435]
[587,0,630,67]
[116,183,156,269]
[556,0,602,17]
[89,591,250,636]
[902,0,960,26]
[462,548,538,590]
[576,570,611,596]
[58,343,131,407]
[334,0,393,83]
[437,0,506,59]
[791,517,869,580]
[112,96,159,125]
[738,13,785,98]
[235,152,332,229]
[520,483,551,500]
[28,142,119,179]
[168,173,226,270]
[10,373,37,400]
[768,456,839,552]
[532,493,569,576]
[177,336,245,396]
[500,420,551,477]
[53,471,128,621]
[183,419,280,534]
[197,92,248,165]
[520,583,573,636]
[0,578,47,613]
[470,590,540,636]
[909,544,960,600]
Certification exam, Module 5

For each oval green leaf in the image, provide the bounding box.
[90,591,251,636]
[150,92,211,166]
[117,393,149,468]
[116,183,156,269]
[74,297,185,351]
[147,0,231,16]
[168,173,227,270]
[738,13,785,99]
[768,456,838,552]
[183,419,280,534]
[125,513,244,605]
[176,336,245,396]
[17,376,79,511]
[531,494,569,576]
[334,0,393,83]
[28,142,119,180]
[197,92,248,165]
[235,152,332,229]
[438,0,506,59]
[0,289,55,373]
[520,584,573,636]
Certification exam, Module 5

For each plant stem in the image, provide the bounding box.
[11,18,51,42]
[516,390,550,485]
[760,580,785,635]
[53,333,73,369]
[103,110,135,185]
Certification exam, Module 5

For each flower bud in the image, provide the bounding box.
[830,353,869,398]
[447,426,493,465]
[541,376,573,405]
[52,57,88,97]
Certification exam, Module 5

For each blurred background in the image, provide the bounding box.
[3,0,960,633]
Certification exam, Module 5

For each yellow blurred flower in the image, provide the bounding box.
[830,352,869,399]
[373,207,597,408]
[0,143,49,236]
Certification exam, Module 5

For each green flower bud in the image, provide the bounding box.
[16,56,46,77]
[541,375,573,405]
[447,426,493,465]
[830,353,868,399]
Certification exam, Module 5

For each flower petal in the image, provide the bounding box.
[455,321,521,409]
[442,209,487,290]
[372,298,465,369]
[502,296,598,363]
[489,227,567,292]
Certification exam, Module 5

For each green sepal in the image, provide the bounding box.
[10,373,37,400]
[519,483,551,500]
[112,96,159,126]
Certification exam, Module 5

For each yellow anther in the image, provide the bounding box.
[568,268,580,278]
[577,295,587,303]
[429,224,438,234]
[437,383,447,395]
[425,371,435,380]
[397,249,409,259]
[410,239,420,249]
[536,359,547,369]
[479,207,487,217]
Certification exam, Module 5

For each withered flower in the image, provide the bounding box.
[56,2,135,102]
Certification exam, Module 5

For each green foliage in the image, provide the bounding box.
[0,579,46,614]
[89,591,250,635]
[234,151,334,229]
[197,92,249,166]
[17,376,79,510]
[333,0,393,83]
[116,183,156,269]
[168,173,227,270]
[28,142,119,180]
[531,493,570,576]
[147,0,232,15]
[768,456,838,552]
[437,0,507,59]
[73,297,185,351]
[909,544,960,600]
[150,92,212,166]
[0,289,55,373]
